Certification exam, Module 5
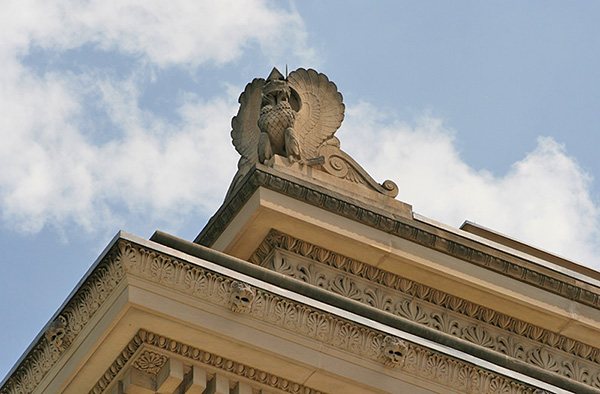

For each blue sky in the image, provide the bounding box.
[2,0,600,381]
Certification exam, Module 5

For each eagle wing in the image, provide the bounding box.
[231,78,265,167]
[288,68,345,159]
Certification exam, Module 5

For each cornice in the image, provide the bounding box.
[195,165,600,310]
[98,242,547,393]
[0,241,126,394]
[1,237,564,394]
[249,229,600,390]
[89,330,323,394]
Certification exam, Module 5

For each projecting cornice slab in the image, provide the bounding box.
[248,229,600,391]
[2,231,581,394]
[196,164,600,315]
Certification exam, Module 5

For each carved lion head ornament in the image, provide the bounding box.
[229,281,256,313]
[45,317,67,351]
[381,336,408,367]
[226,67,398,200]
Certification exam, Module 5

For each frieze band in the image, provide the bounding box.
[0,238,551,394]
[116,242,545,394]
[196,166,600,311]
[0,245,126,394]
[248,229,600,389]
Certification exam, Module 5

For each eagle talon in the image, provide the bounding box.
[284,127,302,163]
[258,131,273,164]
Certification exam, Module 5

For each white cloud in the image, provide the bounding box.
[2,0,598,270]
[1,0,314,67]
[93,75,240,221]
[0,0,313,234]
[341,102,600,268]
[0,65,240,233]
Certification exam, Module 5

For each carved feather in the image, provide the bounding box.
[288,68,345,160]
[231,78,265,168]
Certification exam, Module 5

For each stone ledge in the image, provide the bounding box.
[196,165,600,311]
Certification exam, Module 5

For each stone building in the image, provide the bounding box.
[2,69,600,393]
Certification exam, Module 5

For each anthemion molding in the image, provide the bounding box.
[196,166,600,314]
[0,237,559,394]
[0,242,125,394]
[114,240,552,392]
[248,229,600,390]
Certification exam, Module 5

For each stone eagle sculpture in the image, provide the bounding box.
[232,67,344,167]
[226,67,398,200]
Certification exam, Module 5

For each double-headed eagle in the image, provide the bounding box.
[230,67,345,180]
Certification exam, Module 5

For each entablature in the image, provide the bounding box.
[248,229,600,391]
[195,166,600,348]
[2,232,573,394]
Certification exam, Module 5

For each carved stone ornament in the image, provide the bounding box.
[132,350,168,375]
[248,229,600,391]
[381,336,408,367]
[229,280,255,313]
[0,239,559,394]
[44,317,67,352]
[227,67,398,198]
[91,330,324,394]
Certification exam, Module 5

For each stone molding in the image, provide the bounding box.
[110,243,543,393]
[248,230,600,389]
[195,166,600,311]
[105,243,551,393]
[90,330,323,394]
[1,239,549,394]
[0,245,125,394]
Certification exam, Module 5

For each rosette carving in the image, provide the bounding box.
[133,350,168,375]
